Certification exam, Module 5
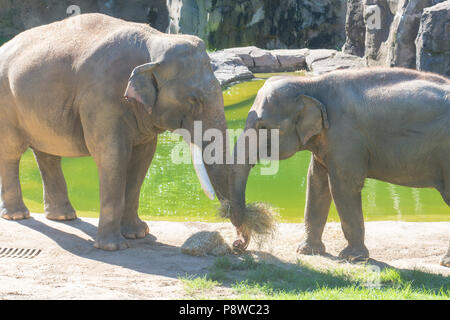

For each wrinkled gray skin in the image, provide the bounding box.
[0,14,231,250]
[231,68,450,266]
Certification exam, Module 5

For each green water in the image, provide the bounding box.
[18,75,449,222]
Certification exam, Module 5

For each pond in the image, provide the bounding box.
[18,73,449,222]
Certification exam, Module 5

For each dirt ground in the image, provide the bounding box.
[0,213,448,299]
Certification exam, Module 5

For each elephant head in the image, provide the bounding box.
[229,77,329,251]
[124,38,230,204]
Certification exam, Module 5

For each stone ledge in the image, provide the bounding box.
[209,47,365,86]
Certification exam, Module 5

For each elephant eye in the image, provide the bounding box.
[187,96,203,116]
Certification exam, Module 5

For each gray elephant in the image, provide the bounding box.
[230,68,450,266]
[0,14,231,250]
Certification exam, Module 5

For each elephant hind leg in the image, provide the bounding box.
[0,158,30,220]
[33,150,76,221]
[439,161,449,267]
[439,154,450,206]
[440,242,450,268]
[0,125,29,220]
[441,179,450,207]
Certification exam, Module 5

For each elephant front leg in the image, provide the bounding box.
[33,150,76,221]
[441,242,450,267]
[93,149,131,251]
[328,171,369,262]
[121,140,157,239]
[297,155,331,255]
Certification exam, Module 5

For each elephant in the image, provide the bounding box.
[0,13,231,250]
[229,67,450,266]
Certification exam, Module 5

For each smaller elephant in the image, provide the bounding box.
[229,68,450,266]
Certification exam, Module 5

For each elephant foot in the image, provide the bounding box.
[94,233,130,251]
[121,218,149,239]
[440,255,450,268]
[45,204,77,221]
[297,240,326,255]
[1,204,30,220]
[338,244,369,262]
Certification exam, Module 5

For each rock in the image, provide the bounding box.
[166,0,348,50]
[180,231,230,256]
[270,49,309,71]
[415,1,450,76]
[210,46,310,85]
[220,47,308,72]
[308,51,366,75]
[248,47,280,72]
[210,47,365,85]
[209,50,254,86]
[0,0,169,39]
[386,0,436,68]
[1,0,348,51]
[364,0,397,67]
[342,0,366,57]
[224,46,258,67]
[343,0,449,76]
[305,49,337,69]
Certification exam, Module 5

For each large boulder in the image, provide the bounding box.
[307,51,366,75]
[363,0,396,67]
[415,1,450,76]
[385,0,438,68]
[342,0,366,57]
[343,0,449,76]
[209,50,254,86]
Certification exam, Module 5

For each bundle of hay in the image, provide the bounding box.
[181,231,230,256]
[218,202,278,246]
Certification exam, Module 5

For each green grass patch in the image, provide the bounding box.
[179,274,222,296]
[200,255,450,300]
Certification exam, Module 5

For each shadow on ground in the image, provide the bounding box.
[14,216,450,298]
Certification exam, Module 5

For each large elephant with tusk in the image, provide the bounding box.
[0,13,230,250]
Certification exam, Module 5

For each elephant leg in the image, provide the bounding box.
[91,140,131,251]
[328,170,369,262]
[297,155,331,255]
[440,242,450,267]
[0,124,29,220]
[0,157,30,220]
[438,164,450,267]
[121,139,157,239]
[32,150,76,221]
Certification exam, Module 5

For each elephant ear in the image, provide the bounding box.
[124,62,160,114]
[295,95,329,145]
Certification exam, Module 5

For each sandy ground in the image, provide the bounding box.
[0,213,448,299]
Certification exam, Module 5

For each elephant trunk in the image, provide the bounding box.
[228,161,253,250]
[227,112,259,250]
[186,82,231,204]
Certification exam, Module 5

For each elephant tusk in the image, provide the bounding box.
[190,143,215,200]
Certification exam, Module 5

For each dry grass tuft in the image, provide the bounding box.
[218,202,278,246]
